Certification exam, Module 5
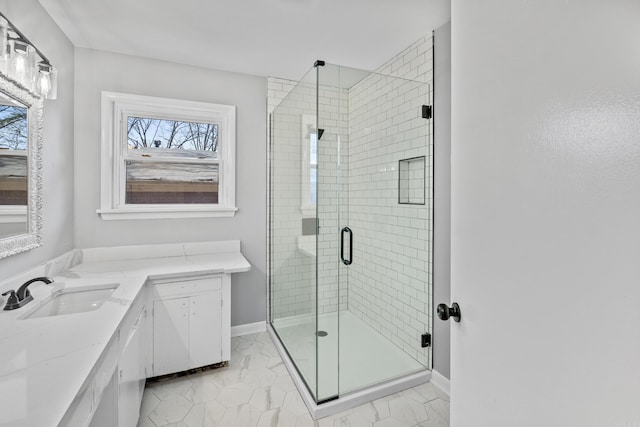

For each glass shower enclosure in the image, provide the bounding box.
[269,62,432,405]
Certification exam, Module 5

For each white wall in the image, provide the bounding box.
[433,21,451,380]
[73,49,267,326]
[0,0,75,284]
[451,1,640,425]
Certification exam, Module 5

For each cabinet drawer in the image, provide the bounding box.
[153,277,222,299]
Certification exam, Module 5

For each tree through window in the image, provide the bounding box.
[0,105,27,150]
[126,117,218,152]
[124,116,221,204]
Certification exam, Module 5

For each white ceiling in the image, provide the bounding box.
[38,0,450,80]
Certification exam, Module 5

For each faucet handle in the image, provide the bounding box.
[2,290,20,310]
[2,290,17,299]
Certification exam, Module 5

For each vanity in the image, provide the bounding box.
[0,240,250,427]
[0,18,252,427]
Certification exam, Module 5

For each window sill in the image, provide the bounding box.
[97,206,238,220]
[0,206,27,223]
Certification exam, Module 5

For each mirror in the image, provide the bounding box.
[0,73,43,258]
[0,94,28,236]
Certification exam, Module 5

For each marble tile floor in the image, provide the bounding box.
[137,332,449,427]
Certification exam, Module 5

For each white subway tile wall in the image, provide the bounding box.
[269,77,315,321]
[268,34,433,367]
[268,74,348,320]
[348,34,432,366]
[317,84,350,316]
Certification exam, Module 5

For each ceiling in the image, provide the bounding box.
[38,0,450,80]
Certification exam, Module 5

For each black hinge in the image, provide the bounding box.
[317,128,324,140]
[421,105,432,119]
[421,333,431,348]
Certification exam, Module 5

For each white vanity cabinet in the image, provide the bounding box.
[150,274,230,377]
[3,241,251,427]
[63,273,232,426]
[63,335,120,427]
[79,297,147,427]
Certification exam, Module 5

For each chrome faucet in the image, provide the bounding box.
[2,276,54,311]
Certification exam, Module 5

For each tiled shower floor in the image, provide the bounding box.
[137,332,449,426]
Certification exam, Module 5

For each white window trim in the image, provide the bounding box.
[0,150,28,223]
[0,205,27,223]
[98,92,237,220]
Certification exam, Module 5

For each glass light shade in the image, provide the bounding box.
[36,64,57,99]
[0,17,7,59]
[9,40,37,91]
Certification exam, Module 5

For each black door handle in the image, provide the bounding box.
[437,302,461,322]
[340,227,352,265]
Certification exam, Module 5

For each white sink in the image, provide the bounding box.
[21,284,119,319]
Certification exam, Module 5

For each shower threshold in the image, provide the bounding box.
[268,311,431,419]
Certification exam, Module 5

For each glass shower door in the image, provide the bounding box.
[313,63,343,403]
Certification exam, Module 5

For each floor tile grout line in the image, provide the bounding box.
[139,332,449,427]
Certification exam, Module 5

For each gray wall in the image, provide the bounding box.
[433,21,451,379]
[0,0,75,281]
[73,49,267,326]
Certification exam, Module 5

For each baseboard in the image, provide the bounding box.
[270,313,313,329]
[431,369,450,398]
[231,321,266,337]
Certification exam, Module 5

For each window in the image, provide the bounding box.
[301,114,317,218]
[99,92,236,220]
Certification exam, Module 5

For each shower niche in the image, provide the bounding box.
[268,61,432,417]
[399,156,426,205]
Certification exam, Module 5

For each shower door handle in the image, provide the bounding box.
[340,227,353,265]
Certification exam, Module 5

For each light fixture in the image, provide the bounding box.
[0,12,57,100]
[36,63,57,99]
[8,40,35,89]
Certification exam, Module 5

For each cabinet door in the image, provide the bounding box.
[138,311,148,398]
[60,384,93,427]
[153,298,189,376]
[90,371,118,427]
[189,292,222,369]
[119,309,145,427]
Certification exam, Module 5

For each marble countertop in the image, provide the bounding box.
[0,241,250,427]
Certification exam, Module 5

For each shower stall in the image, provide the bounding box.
[268,61,432,417]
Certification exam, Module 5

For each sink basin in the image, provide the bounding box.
[21,284,119,319]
